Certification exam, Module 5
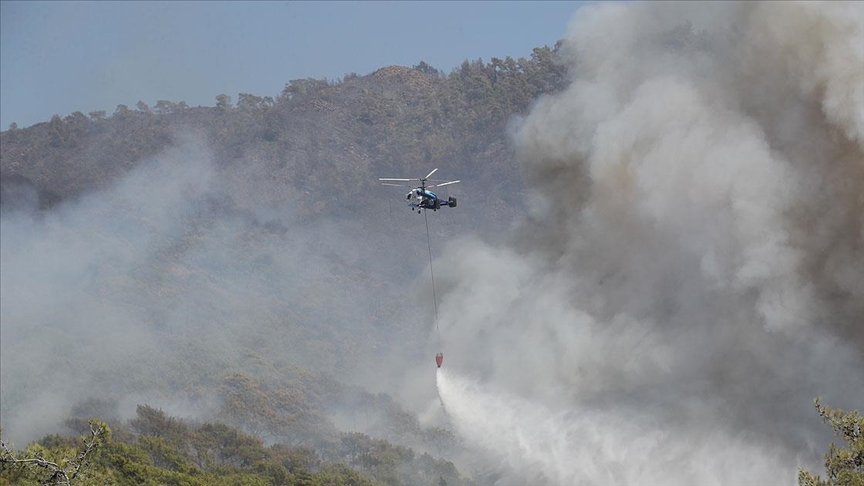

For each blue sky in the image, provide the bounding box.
[1,1,582,129]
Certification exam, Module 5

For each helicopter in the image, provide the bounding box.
[379,168,460,212]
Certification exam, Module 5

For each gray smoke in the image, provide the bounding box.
[0,131,423,444]
[432,2,863,484]
[0,135,215,440]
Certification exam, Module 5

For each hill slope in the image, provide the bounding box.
[0,47,567,480]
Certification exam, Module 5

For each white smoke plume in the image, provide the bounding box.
[437,369,793,485]
[432,2,863,484]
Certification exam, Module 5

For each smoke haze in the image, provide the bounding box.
[432,1,863,484]
[1,2,862,484]
[0,131,428,443]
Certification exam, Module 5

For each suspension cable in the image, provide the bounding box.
[423,208,440,340]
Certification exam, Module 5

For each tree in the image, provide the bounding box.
[238,93,270,111]
[1,420,109,485]
[338,432,410,486]
[48,114,67,147]
[63,111,88,124]
[413,61,440,77]
[799,398,864,486]
[313,463,377,486]
[129,404,189,453]
[63,398,129,443]
[113,104,131,116]
[217,373,281,440]
[190,422,266,469]
[5,122,18,141]
[280,79,327,101]
[88,110,107,121]
[153,100,177,115]
[215,94,232,110]
[267,443,321,474]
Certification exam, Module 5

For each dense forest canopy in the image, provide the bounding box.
[0,46,566,220]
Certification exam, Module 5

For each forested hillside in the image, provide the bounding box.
[0,46,566,485]
[1,46,565,221]
[2,370,472,486]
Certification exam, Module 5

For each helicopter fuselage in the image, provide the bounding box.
[407,188,455,211]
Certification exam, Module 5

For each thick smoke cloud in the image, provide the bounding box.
[432,2,863,484]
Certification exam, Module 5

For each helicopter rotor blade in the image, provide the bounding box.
[381,183,408,187]
[429,180,460,188]
[424,168,438,180]
[379,178,417,182]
